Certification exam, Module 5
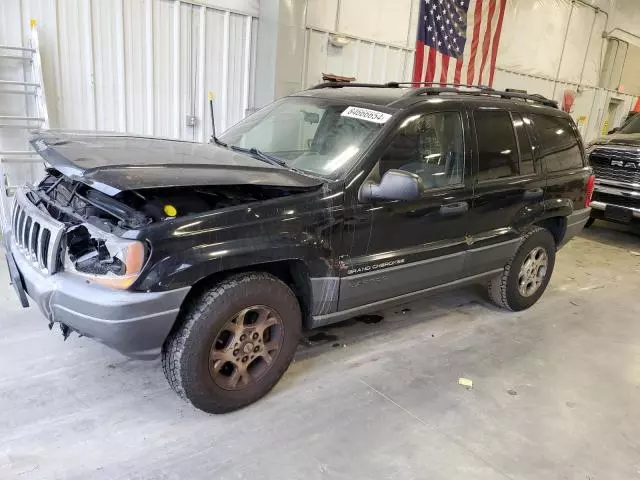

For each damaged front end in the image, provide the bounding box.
[28,168,315,290]
[30,171,149,290]
[64,224,146,289]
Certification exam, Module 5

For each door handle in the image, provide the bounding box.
[523,188,543,200]
[439,201,469,216]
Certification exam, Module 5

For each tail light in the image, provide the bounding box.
[585,174,596,207]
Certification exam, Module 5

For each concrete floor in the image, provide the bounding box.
[1,222,640,480]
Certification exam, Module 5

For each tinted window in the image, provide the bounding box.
[513,112,535,175]
[372,111,464,190]
[530,114,583,172]
[474,110,519,181]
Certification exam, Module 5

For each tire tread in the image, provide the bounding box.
[487,226,546,311]
[162,272,299,413]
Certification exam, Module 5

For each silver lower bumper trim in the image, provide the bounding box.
[590,201,640,218]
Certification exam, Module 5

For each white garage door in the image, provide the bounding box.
[0,0,258,140]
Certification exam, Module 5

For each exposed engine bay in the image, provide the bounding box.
[37,169,308,230]
[30,168,313,281]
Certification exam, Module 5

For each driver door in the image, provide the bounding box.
[338,108,474,311]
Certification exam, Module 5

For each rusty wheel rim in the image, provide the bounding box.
[209,305,284,390]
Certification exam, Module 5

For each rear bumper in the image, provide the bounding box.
[9,235,189,359]
[559,207,591,247]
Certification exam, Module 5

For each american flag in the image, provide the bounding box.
[412,0,507,87]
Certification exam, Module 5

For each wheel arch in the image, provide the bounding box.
[175,259,314,332]
[534,216,567,247]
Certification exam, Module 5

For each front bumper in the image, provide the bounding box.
[8,235,189,359]
[590,183,640,224]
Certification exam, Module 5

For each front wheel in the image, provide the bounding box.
[162,272,302,414]
[488,227,556,311]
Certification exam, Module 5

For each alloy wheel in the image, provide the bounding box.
[517,246,548,297]
[209,305,284,390]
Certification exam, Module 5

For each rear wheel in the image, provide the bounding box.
[162,272,302,414]
[488,227,556,311]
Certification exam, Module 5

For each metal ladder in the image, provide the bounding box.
[0,19,49,231]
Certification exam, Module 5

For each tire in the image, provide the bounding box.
[162,272,302,414]
[584,217,595,228]
[488,227,556,311]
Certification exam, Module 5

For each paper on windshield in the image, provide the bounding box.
[341,106,391,124]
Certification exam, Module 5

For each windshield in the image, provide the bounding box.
[219,97,390,177]
[619,114,640,134]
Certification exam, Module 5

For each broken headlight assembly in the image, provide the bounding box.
[63,224,147,289]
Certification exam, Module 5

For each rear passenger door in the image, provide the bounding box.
[528,114,588,209]
[466,108,546,276]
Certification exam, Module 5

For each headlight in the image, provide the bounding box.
[63,224,147,290]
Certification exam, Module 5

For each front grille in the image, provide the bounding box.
[11,187,65,275]
[590,146,640,185]
[591,164,640,185]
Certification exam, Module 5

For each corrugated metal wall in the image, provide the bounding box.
[0,0,258,140]
[303,28,414,88]
[302,0,417,87]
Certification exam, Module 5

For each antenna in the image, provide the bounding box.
[208,92,227,147]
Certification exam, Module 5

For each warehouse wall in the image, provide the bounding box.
[489,0,639,141]
[300,0,639,142]
[0,0,258,139]
[302,0,419,87]
[608,0,640,47]
[3,0,640,145]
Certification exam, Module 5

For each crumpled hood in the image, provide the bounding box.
[30,130,323,196]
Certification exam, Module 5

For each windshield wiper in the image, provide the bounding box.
[230,145,287,168]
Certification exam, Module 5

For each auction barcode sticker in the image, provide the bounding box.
[341,106,391,124]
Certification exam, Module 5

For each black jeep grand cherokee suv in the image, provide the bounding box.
[5,83,593,413]
[586,113,640,226]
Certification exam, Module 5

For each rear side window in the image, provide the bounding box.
[474,110,519,181]
[530,114,583,172]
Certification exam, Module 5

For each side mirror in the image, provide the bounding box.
[607,127,619,135]
[359,169,423,202]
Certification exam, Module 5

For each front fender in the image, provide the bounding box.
[137,234,333,291]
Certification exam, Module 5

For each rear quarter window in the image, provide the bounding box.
[530,114,583,172]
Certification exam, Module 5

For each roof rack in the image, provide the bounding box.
[307,81,558,108]
[385,81,495,91]
[407,87,558,108]
[307,82,396,90]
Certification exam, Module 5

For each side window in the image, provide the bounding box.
[512,112,535,175]
[530,114,583,172]
[372,111,464,189]
[474,110,519,181]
